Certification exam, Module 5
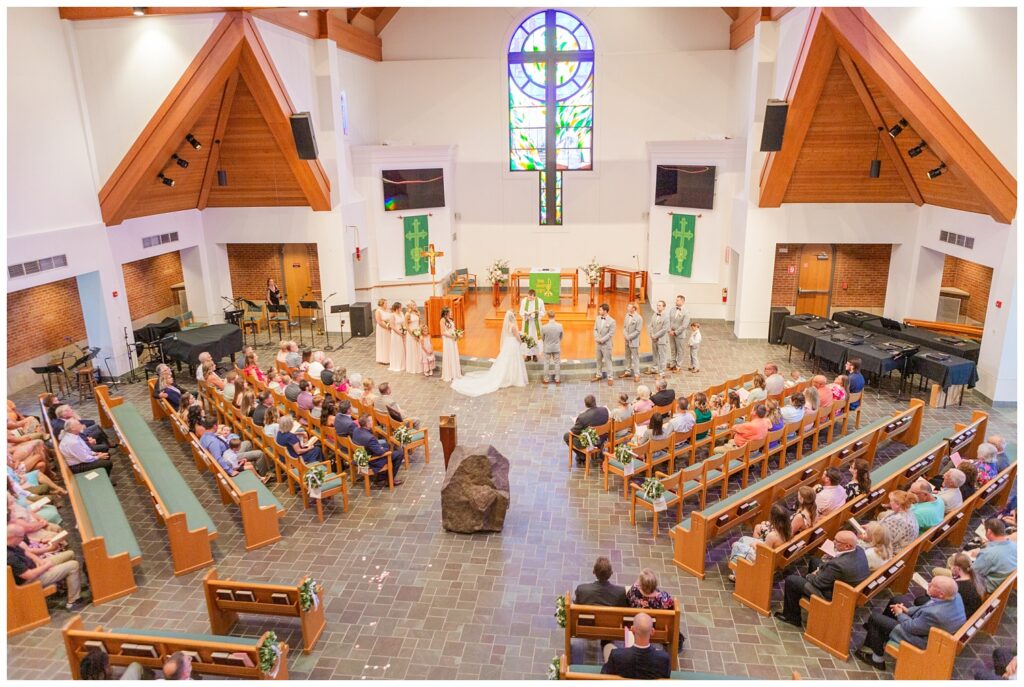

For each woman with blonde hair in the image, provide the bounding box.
[374,297,391,366]
[803,386,820,413]
[790,486,817,534]
[858,522,893,570]
[404,301,422,374]
[388,302,406,373]
[361,377,377,407]
[633,385,654,414]
[868,489,919,552]
[625,568,674,610]
[275,340,290,364]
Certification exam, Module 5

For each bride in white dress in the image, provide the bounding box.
[451,310,529,397]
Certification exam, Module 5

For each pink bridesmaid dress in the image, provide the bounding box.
[441,318,462,382]
[375,307,390,365]
[388,312,405,372]
[405,309,421,374]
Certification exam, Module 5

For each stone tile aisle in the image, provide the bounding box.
[7,320,1016,680]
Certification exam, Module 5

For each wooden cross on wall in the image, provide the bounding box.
[420,243,445,296]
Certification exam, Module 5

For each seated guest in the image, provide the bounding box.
[975,648,1017,681]
[332,366,350,394]
[262,407,281,441]
[729,503,792,574]
[7,400,43,438]
[80,646,145,680]
[375,382,420,428]
[987,435,1010,472]
[745,373,768,404]
[724,391,742,415]
[858,522,894,571]
[9,477,62,525]
[564,395,610,464]
[764,363,785,396]
[321,358,336,387]
[52,405,109,451]
[909,480,944,529]
[8,522,86,610]
[310,396,326,420]
[186,404,204,435]
[630,412,669,448]
[238,390,256,418]
[831,375,849,406]
[650,378,675,408]
[334,400,358,438]
[235,345,253,371]
[154,365,185,411]
[284,376,302,403]
[846,459,872,500]
[251,392,274,427]
[969,518,1017,593]
[163,652,194,680]
[845,358,865,409]
[8,489,63,540]
[692,393,713,439]
[358,377,376,405]
[221,370,239,403]
[775,531,869,627]
[781,392,806,424]
[790,486,818,534]
[352,414,404,484]
[803,386,820,413]
[275,340,291,365]
[625,568,674,610]
[574,556,629,606]
[307,351,325,379]
[204,360,227,392]
[765,400,784,446]
[854,576,964,671]
[285,341,302,369]
[275,415,323,465]
[196,352,213,383]
[665,398,695,435]
[709,393,725,417]
[610,393,633,423]
[975,443,1002,484]
[601,612,670,679]
[866,490,919,552]
[347,373,365,399]
[198,418,270,475]
[8,432,51,478]
[8,465,65,499]
[785,369,807,388]
[959,461,980,501]
[59,420,113,477]
[935,469,966,512]
[815,468,846,516]
[632,385,653,414]
[218,437,270,483]
[296,380,315,411]
[243,350,265,383]
[898,553,983,618]
[713,404,768,453]
[176,392,195,425]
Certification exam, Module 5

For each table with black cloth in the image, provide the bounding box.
[860,320,980,362]
[906,350,979,391]
[160,324,242,366]
[133,316,181,344]
[781,313,829,340]
[831,310,882,328]
[782,322,849,362]
[840,337,918,377]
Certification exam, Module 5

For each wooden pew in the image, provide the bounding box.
[39,395,141,605]
[62,615,289,680]
[94,385,216,576]
[557,654,765,680]
[7,566,56,637]
[147,378,166,421]
[886,571,1017,680]
[563,593,681,670]
[203,568,325,654]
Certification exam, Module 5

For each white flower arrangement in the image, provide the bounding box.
[304,464,327,498]
[452,328,465,341]
[520,334,537,350]
[547,655,560,680]
[582,258,602,286]
[578,427,600,449]
[393,425,416,445]
[412,327,422,339]
[487,259,510,285]
[353,447,371,475]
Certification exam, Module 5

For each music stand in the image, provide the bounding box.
[299,300,320,348]
[266,304,291,344]
[330,304,350,350]
[31,364,65,395]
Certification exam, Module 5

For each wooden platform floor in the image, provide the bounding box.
[437,289,652,360]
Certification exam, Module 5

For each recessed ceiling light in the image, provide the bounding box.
[132,7,146,16]
[298,9,309,17]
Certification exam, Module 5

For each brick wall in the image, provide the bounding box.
[226,243,322,301]
[771,243,892,309]
[941,255,993,323]
[121,251,184,321]
[7,278,87,367]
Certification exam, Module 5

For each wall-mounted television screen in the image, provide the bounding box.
[382,168,445,212]
[654,165,716,210]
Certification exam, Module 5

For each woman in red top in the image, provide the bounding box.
[243,351,266,383]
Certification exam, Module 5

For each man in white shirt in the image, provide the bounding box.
[764,363,786,396]
[307,351,326,380]
[196,352,213,382]
[815,467,846,516]
[934,469,965,512]
[59,419,113,477]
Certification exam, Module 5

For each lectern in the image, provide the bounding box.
[426,295,465,337]
[439,415,457,470]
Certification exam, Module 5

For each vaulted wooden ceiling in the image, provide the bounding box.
[99,13,331,226]
[760,7,1016,224]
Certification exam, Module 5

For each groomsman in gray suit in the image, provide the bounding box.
[541,311,564,385]
[592,303,616,385]
[647,300,669,375]
[667,294,690,371]
[619,302,643,381]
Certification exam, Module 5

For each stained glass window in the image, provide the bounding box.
[508,9,593,225]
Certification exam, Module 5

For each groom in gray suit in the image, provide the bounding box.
[667,294,690,371]
[592,303,616,385]
[541,311,564,385]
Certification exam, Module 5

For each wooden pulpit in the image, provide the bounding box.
[426,295,465,337]
[439,415,457,470]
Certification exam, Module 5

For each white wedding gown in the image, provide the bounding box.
[451,311,529,397]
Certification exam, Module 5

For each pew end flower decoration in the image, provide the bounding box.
[353,447,371,475]
[554,594,567,628]
[578,428,600,450]
[298,578,321,612]
[640,476,665,501]
[547,655,561,680]
[393,425,415,445]
[304,464,327,499]
[258,631,282,677]
[614,444,637,465]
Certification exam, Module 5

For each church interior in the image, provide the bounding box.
[5,4,1018,681]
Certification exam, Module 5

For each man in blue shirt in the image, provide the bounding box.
[198,418,270,476]
[845,358,865,410]
[217,437,270,483]
[352,414,404,485]
[971,518,1017,593]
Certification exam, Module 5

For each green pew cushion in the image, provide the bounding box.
[870,429,951,483]
[610,459,646,472]
[568,664,602,674]
[73,470,141,560]
[232,470,285,511]
[109,628,255,647]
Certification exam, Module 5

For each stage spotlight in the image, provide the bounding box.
[298,9,309,17]
[927,163,947,180]
[185,133,202,150]
[171,154,189,169]
[158,172,175,187]
[888,118,908,138]
[907,141,927,158]
[132,7,146,16]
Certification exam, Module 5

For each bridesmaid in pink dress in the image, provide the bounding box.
[388,302,405,373]
[404,301,421,374]
[374,298,390,366]
[440,308,462,382]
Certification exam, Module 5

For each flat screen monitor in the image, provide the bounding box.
[654,165,716,210]
[382,168,445,212]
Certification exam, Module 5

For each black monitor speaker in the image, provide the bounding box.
[349,302,373,337]
[289,112,319,160]
[760,99,789,152]
[768,307,790,344]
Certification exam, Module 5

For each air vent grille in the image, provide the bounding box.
[142,232,179,249]
[939,230,974,249]
[8,254,67,279]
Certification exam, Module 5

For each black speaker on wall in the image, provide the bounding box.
[760,99,789,152]
[289,113,319,160]
[349,302,373,337]
[768,307,790,345]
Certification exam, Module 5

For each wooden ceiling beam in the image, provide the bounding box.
[59,7,231,20]
[196,71,239,211]
[374,8,400,36]
[326,11,382,61]
[758,8,837,207]
[346,8,361,23]
[248,8,324,40]
[721,8,740,21]
[822,7,1016,223]
[728,8,792,49]
[837,49,923,206]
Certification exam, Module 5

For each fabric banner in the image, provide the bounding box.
[403,215,430,276]
[529,270,560,304]
[669,214,696,277]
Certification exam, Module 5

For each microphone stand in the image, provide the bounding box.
[123,326,138,383]
[322,293,337,351]
[294,293,306,349]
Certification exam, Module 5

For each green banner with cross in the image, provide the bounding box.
[669,214,696,277]
[403,215,430,276]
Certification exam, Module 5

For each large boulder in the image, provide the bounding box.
[441,444,510,533]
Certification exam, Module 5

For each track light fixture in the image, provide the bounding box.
[907,141,928,158]
[869,127,882,179]
[185,133,202,150]
[171,154,189,169]
[927,163,946,180]
[298,9,309,17]
[888,118,908,138]
[217,170,228,186]
[132,7,146,16]
[158,172,175,187]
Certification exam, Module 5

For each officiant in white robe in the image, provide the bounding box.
[519,289,546,359]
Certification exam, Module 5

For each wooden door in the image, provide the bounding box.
[795,244,833,317]
[281,244,313,319]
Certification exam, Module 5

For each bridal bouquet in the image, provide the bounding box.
[582,258,602,286]
[411,327,423,339]
[452,328,465,341]
[487,259,510,285]
[520,334,537,350]
[397,325,407,336]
